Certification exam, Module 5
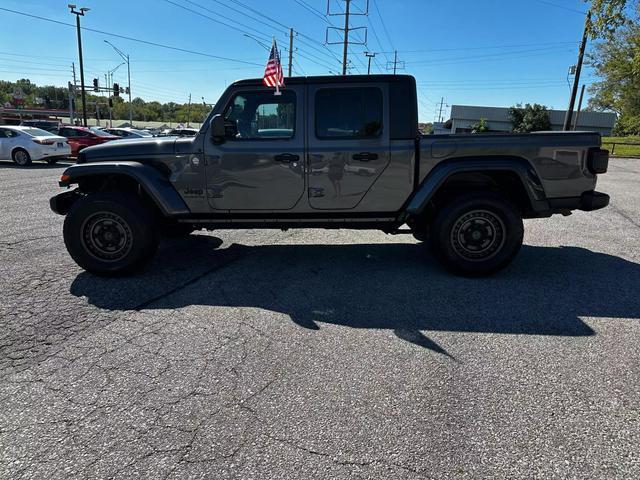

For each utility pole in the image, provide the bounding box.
[393,50,398,74]
[365,52,376,74]
[341,0,350,75]
[437,97,445,123]
[326,0,367,75]
[69,5,90,127]
[70,62,77,125]
[186,94,192,127]
[68,81,75,126]
[288,28,294,77]
[573,84,586,131]
[563,11,591,130]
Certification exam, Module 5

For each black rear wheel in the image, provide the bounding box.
[63,191,159,276]
[429,193,523,276]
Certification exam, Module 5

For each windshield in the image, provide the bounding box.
[22,127,56,137]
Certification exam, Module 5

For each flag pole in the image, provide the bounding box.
[274,37,281,96]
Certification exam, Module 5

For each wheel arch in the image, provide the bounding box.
[54,161,189,217]
[406,156,550,220]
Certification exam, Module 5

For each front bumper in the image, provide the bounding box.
[548,191,610,212]
[50,189,82,215]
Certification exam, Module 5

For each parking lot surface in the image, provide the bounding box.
[1,159,639,479]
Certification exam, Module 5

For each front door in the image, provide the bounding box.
[0,128,9,159]
[307,83,390,209]
[203,86,305,211]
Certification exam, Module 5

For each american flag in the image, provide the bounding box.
[263,39,284,89]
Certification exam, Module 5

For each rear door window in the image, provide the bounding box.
[315,87,383,139]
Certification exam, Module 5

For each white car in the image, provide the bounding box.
[102,127,153,139]
[0,126,71,166]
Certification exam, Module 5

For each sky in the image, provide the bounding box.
[0,0,596,122]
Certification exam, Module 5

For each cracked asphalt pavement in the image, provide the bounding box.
[0,159,639,479]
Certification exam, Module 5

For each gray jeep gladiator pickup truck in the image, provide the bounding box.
[50,74,610,276]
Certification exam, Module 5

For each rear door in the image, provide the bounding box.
[307,82,390,209]
[203,85,305,210]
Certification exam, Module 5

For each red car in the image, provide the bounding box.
[57,126,119,156]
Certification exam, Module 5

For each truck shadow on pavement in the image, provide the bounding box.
[70,235,640,357]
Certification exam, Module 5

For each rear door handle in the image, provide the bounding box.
[352,152,379,161]
[274,153,300,163]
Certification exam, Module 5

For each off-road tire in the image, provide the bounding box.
[12,148,32,166]
[63,191,159,276]
[429,192,524,276]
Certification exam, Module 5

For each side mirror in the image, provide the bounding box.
[210,114,226,144]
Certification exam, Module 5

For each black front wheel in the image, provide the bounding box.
[63,191,159,276]
[429,193,524,276]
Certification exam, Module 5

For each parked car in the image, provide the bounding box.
[57,126,119,156]
[50,74,610,277]
[102,127,153,139]
[20,119,61,134]
[0,125,70,166]
[157,128,199,137]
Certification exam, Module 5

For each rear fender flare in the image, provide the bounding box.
[406,156,549,216]
[58,161,190,216]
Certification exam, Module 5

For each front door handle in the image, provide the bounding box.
[274,153,300,163]
[352,152,379,162]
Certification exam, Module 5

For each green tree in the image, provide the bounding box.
[508,104,552,133]
[470,117,490,133]
[587,22,640,135]
[586,0,638,37]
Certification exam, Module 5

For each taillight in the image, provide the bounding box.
[588,148,609,174]
[33,138,56,145]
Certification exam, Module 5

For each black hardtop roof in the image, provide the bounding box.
[231,74,415,87]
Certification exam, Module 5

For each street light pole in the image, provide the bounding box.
[365,52,376,75]
[68,4,90,127]
[104,40,133,125]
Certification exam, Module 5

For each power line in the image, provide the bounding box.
[530,0,588,15]
[164,0,272,41]
[404,46,576,65]
[375,41,579,55]
[0,6,263,67]
[294,0,331,23]
[371,0,395,52]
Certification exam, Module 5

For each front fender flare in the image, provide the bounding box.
[57,161,190,216]
[406,156,549,216]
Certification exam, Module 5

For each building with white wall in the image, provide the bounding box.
[446,105,616,136]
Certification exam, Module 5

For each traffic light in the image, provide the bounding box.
[124,87,130,95]
[92,78,99,91]
[113,83,119,97]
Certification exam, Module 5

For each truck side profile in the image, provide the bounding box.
[50,75,610,276]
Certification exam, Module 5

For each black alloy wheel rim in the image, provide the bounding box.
[81,212,133,262]
[450,209,506,261]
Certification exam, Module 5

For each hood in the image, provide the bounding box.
[77,136,179,163]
